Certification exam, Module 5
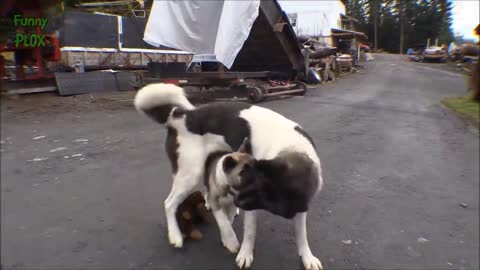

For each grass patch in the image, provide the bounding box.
[441,96,480,128]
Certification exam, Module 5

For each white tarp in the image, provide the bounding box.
[279,1,345,37]
[144,0,260,69]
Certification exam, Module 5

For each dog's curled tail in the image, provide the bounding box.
[134,83,195,124]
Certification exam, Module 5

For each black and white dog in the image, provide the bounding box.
[134,83,324,270]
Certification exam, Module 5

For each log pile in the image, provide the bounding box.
[451,44,480,62]
[298,36,338,82]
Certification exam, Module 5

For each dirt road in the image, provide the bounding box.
[1,54,478,269]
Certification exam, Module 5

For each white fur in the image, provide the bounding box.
[239,106,323,191]
[134,83,195,112]
[236,106,324,269]
[236,210,257,269]
[213,209,240,253]
[206,154,242,252]
[296,212,323,270]
[163,116,232,248]
[239,106,320,164]
[135,84,323,269]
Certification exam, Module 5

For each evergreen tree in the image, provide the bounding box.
[344,0,455,53]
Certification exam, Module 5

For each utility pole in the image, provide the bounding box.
[399,0,404,54]
[374,1,378,49]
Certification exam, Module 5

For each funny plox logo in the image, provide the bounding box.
[13,15,48,47]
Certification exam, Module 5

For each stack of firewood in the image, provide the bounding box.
[298,36,338,82]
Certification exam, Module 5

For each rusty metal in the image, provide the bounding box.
[263,88,304,97]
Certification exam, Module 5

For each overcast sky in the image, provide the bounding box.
[279,0,479,41]
[452,0,479,41]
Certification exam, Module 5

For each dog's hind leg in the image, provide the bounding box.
[236,210,257,269]
[295,212,323,270]
[164,170,202,248]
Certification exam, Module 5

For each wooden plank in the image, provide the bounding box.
[8,86,57,94]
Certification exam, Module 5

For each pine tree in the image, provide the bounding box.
[345,0,455,53]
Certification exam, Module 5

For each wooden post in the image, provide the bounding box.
[303,47,310,75]
[357,43,361,63]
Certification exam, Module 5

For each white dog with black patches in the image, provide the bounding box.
[134,83,324,270]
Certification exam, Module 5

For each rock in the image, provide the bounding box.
[72,241,88,252]
[458,203,468,208]
[49,147,67,153]
[417,237,430,243]
[27,157,48,162]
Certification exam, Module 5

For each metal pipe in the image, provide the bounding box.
[264,88,304,97]
[267,84,295,91]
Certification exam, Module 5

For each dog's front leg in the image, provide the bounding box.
[227,204,239,224]
[236,210,257,269]
[212,209,240,253]
[295,212,323,270]
[164,170,201,248]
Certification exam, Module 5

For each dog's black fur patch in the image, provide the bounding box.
[222,156,238,174]
[294,126,316,149]
[144,105,175,124]
[241,137,253,155]
[235,152,319,219]
[184,102,252,151]
[203,151,231,190]
[165,127,179,174]
[172,107,187,118]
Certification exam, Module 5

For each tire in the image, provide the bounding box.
[247,86,264,103]
[293,81,308,96]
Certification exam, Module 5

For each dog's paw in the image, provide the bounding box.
[168,230,184,248]
[301,253,323,270]
[222,234,240,254]
[189,229,203,240]
[205,201,211,211]
[236,246,253,269]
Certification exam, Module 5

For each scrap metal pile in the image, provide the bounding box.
[298,36,356,84]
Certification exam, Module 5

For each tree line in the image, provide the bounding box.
[342,0,455,53]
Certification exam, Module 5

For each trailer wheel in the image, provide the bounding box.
[247,86,265,103]
[293,81,308,96]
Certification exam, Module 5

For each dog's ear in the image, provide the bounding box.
[237,137,250,154]
[223,155,238,173]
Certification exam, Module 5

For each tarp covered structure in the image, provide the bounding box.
[144,1,261,69]
[278,0,346,37]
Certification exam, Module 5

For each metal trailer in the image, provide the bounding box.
[133,0,311,103]
[134,68,308,103]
